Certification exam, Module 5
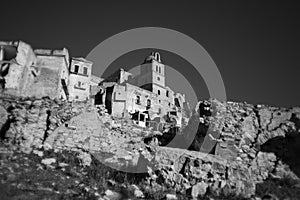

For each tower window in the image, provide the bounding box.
[78,81,81,87]
[158,67,161,73]
[74,65,79,73]
[166,90,169,97]
[158,90,160,95]
[157,77,160,81]
[156,65,158,72]
[83,67,88,75]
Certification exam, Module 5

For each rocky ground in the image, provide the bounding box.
[0,95,300,199]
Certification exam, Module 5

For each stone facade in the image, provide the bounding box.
[68,57,93,101]
[27,48,70,99]
[0,41,38,96]
[99,52,187,128]
[0,40,100,102]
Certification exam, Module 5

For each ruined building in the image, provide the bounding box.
[97,52,189,128]
[0,41,100,101]
[68,57,93,101]
[0,41,189,128]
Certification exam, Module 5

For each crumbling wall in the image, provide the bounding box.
[68,57,92,101]
[0,95,86,153]
[4,41,37,95]
[25,55,65,99]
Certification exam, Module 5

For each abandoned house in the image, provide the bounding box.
[0,40,101,101]
[97,52,189,128]
[68,57,93,101]
[0,41,38,96]
[0,41,189,128]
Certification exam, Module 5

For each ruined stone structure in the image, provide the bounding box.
[68,57,93,101]
[0,96,299,198]
[0,40,101,101]
[0,41,38,96]
[1,42,188,128]
[98,52,188,128]
[2,41,300,199]
[30,48,70,99]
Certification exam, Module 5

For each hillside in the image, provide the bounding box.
[0,95,300,199]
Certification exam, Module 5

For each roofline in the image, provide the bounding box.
[71,57,93,64]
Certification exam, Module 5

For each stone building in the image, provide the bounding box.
[98,52,188,128]
[68,57,93,101]
[0,40,98,102]
[28,48,70,99]
[1,41,189,128]
[0,41,38,96]
[90,75,103,87]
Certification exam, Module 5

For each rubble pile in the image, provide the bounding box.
[148,147,256,198]
[192,99,300,179]
[0,95,87,153]
[149,99,300,198]
[0,96,300,199]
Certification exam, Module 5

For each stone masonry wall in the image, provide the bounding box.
[0,95,87,153]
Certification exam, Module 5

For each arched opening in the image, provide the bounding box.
[155,52,161,62]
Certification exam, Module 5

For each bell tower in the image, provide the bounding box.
[138,52,166,97]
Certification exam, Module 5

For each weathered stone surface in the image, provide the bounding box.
[0,105,8,134]
[0,96,86,153]
[41,158,56,165]
[165,193,177,200]
[0,96,299,198]
[187,99,300,167]
[191,181,208,198]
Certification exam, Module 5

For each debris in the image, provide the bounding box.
[41,158,56,166]
[130,184,144,198]
[166,193,178,200]
[33,149,44,157]
[191,182,208,198]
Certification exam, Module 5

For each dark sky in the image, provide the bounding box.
[1,1,299,108]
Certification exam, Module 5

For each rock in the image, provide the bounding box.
[42,142,52,151]
[103,189,121,200]
[77,151,92,167]
[6,174,16,181]
[166,193,178,200]
[58,162,69,167]
[134,188,144,198]
[104,189,114,196]
[41,158,56,165]
[191,182,208,198]
[130,184,144,198]
[1,97,300,199]
[33,149,43,157]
